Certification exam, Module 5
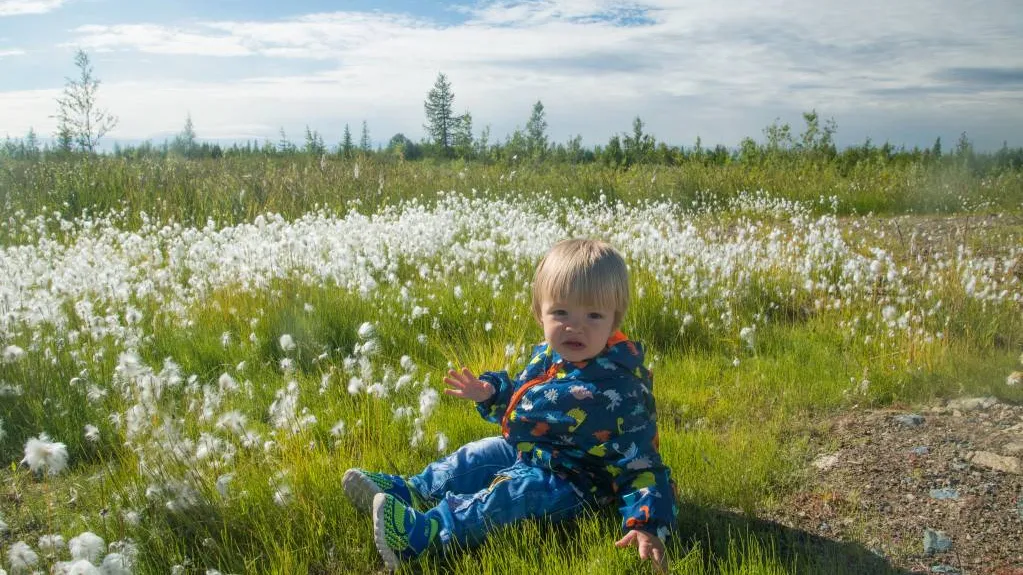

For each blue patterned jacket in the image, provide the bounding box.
[476,331,678,540]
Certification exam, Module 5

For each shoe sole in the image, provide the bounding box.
[342,469,381,514]
[372,493,401,572]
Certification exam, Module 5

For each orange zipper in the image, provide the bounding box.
[500,332,628,438]
[501,361,562,438]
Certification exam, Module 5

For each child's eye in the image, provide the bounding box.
[588,312,604,320]
[551,309,567,316]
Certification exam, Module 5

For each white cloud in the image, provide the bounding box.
[0,0,67,17]
[4,0,1023,148]
[0,48,26,57]
[70,24,253,56]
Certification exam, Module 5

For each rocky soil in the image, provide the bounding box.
[765,397,1023,575]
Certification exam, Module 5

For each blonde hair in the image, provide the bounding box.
[531,238,630,329]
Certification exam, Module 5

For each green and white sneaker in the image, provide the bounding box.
[342,468,427,514]
[372,492,439,571]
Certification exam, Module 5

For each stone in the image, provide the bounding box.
[930,566,960,574]
[1002,441,1023,455]
[911,446,930,456]
[894,414,925,426]
[929,488,959,500]
[923,529,953,554]
[946,397,998,411]
[812,454,840,471]
[1008,371,1023,387]
[967,451,1021,474]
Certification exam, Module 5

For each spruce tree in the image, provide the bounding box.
[525,100,548,159]
[360,120,372,153]
[424,72,456,153]
[340,124,354,158]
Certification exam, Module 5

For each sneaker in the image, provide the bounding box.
[342,468,426,514]
[372,492,439,571]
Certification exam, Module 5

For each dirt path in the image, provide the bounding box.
[764,398,1023,575]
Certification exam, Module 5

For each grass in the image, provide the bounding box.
[2,154,1021,245]
[0,158,1021,574]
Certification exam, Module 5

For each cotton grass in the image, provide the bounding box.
[21,433,68,476]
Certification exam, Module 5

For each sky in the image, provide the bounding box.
[0,0,1021,151]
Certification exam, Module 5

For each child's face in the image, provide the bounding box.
[539,298,617,363]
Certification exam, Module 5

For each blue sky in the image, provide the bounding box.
[1,0,1021,150]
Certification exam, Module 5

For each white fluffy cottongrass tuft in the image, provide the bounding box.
[218,373,239,394]
[108,539,138,567]
[1008,371,1023,387]
[7,540,39,573]
[279,358,294,374]
[38,534,65,555]
[84,424,100,442]
[739,325,756,349]
[357,321,376,339]
[2,345,25,363]
[272,484,292,507]
[399,355,416,373]
[436,432,448,453]
[101,553,133,575]
[68,531,105,563]
[360,339,380,356]
[63,559,101,575]
[215,411,247,435]
[269,382,299,432]
[216,473,234,498]
[279,334,296,352]
[22,433,69,476]
[881,305,897,322]
[418,388,439,419]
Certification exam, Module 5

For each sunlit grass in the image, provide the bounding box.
[0,185,1020,574]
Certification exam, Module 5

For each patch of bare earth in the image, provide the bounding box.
[765,398,1023,575]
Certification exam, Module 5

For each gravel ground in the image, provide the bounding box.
[763,398,1023,575]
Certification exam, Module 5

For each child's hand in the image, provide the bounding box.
[443,367,495,402]
[615,530,667,573]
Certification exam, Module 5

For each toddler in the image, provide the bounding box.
[343,238,677,571]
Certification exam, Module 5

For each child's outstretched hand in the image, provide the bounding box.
[615,530,668,573]
[443,367,495,402]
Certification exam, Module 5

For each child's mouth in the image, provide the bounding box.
[564,341,584,349]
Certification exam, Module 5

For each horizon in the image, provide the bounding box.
[1,0,1022,152]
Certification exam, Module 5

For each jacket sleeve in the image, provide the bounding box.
[609,388,678,540]
[475,370,516,423]
[475,344,550,424]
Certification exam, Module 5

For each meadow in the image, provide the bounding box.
[0,154,1021,574]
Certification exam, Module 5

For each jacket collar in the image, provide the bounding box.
[549,330,645,372]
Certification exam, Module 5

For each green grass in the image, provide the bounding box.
[1,159,1021,573]
[2,261,1019,573]
[2,155,1021,245]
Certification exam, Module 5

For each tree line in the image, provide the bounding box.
[2,51,1023,176]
